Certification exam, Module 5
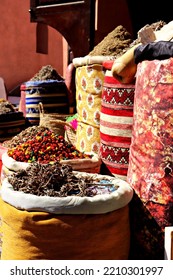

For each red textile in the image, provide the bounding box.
[100,71,135,180]
[127,58,173,230]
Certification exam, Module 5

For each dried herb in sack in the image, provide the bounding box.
[8,161,117,197]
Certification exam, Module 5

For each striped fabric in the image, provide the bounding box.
[20,80,69,125]
[100,70,135,180]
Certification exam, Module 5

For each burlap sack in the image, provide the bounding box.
[0,198,131,260]
[0,172,133,260]
[75,63,106,155]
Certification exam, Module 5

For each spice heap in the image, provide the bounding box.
[88,21,166,58]
[30,65,64,81]
[8,161,116,197]
[2,126,49,148]
[7,129,91,164]
[88,25,133,57]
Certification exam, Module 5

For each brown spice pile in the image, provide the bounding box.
[89,25,133,58]
[89,21,166,57]
[30,65,64,81]
[8,161,99,197]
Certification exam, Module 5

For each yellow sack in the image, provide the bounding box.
[0,198,130,260]
[76,122,100,156]
[75,63,105,155]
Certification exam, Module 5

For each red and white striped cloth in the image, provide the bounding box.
[100,70,135,180]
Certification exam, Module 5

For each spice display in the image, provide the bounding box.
[8,161,117,197]
[7,129,92,164]
[89,25,133,57]
[130,20,166,47]
[2,126,49,148]
[20,64,69,125]
[30,65,64,81]
[89,21,165,58]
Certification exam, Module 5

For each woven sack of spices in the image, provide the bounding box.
[127,58,173,259]
[0,170,133,260]
[20,80,69,125]
[74,59,106,155]
[100,69,135,181]
[1,128,101,175]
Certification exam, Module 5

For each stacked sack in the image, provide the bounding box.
[73,58,106,155]
[19,65,69,125]
[73,25,133,156]
[100,67,135,181]
[0,160,133,260]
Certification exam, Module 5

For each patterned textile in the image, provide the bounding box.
[100,70,135,180]
[127,58,173,230]
[75,64,105,155]
[20,80,69,125]
[127,58,173,259]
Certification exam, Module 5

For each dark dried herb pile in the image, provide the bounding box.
[8,161,101,197]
